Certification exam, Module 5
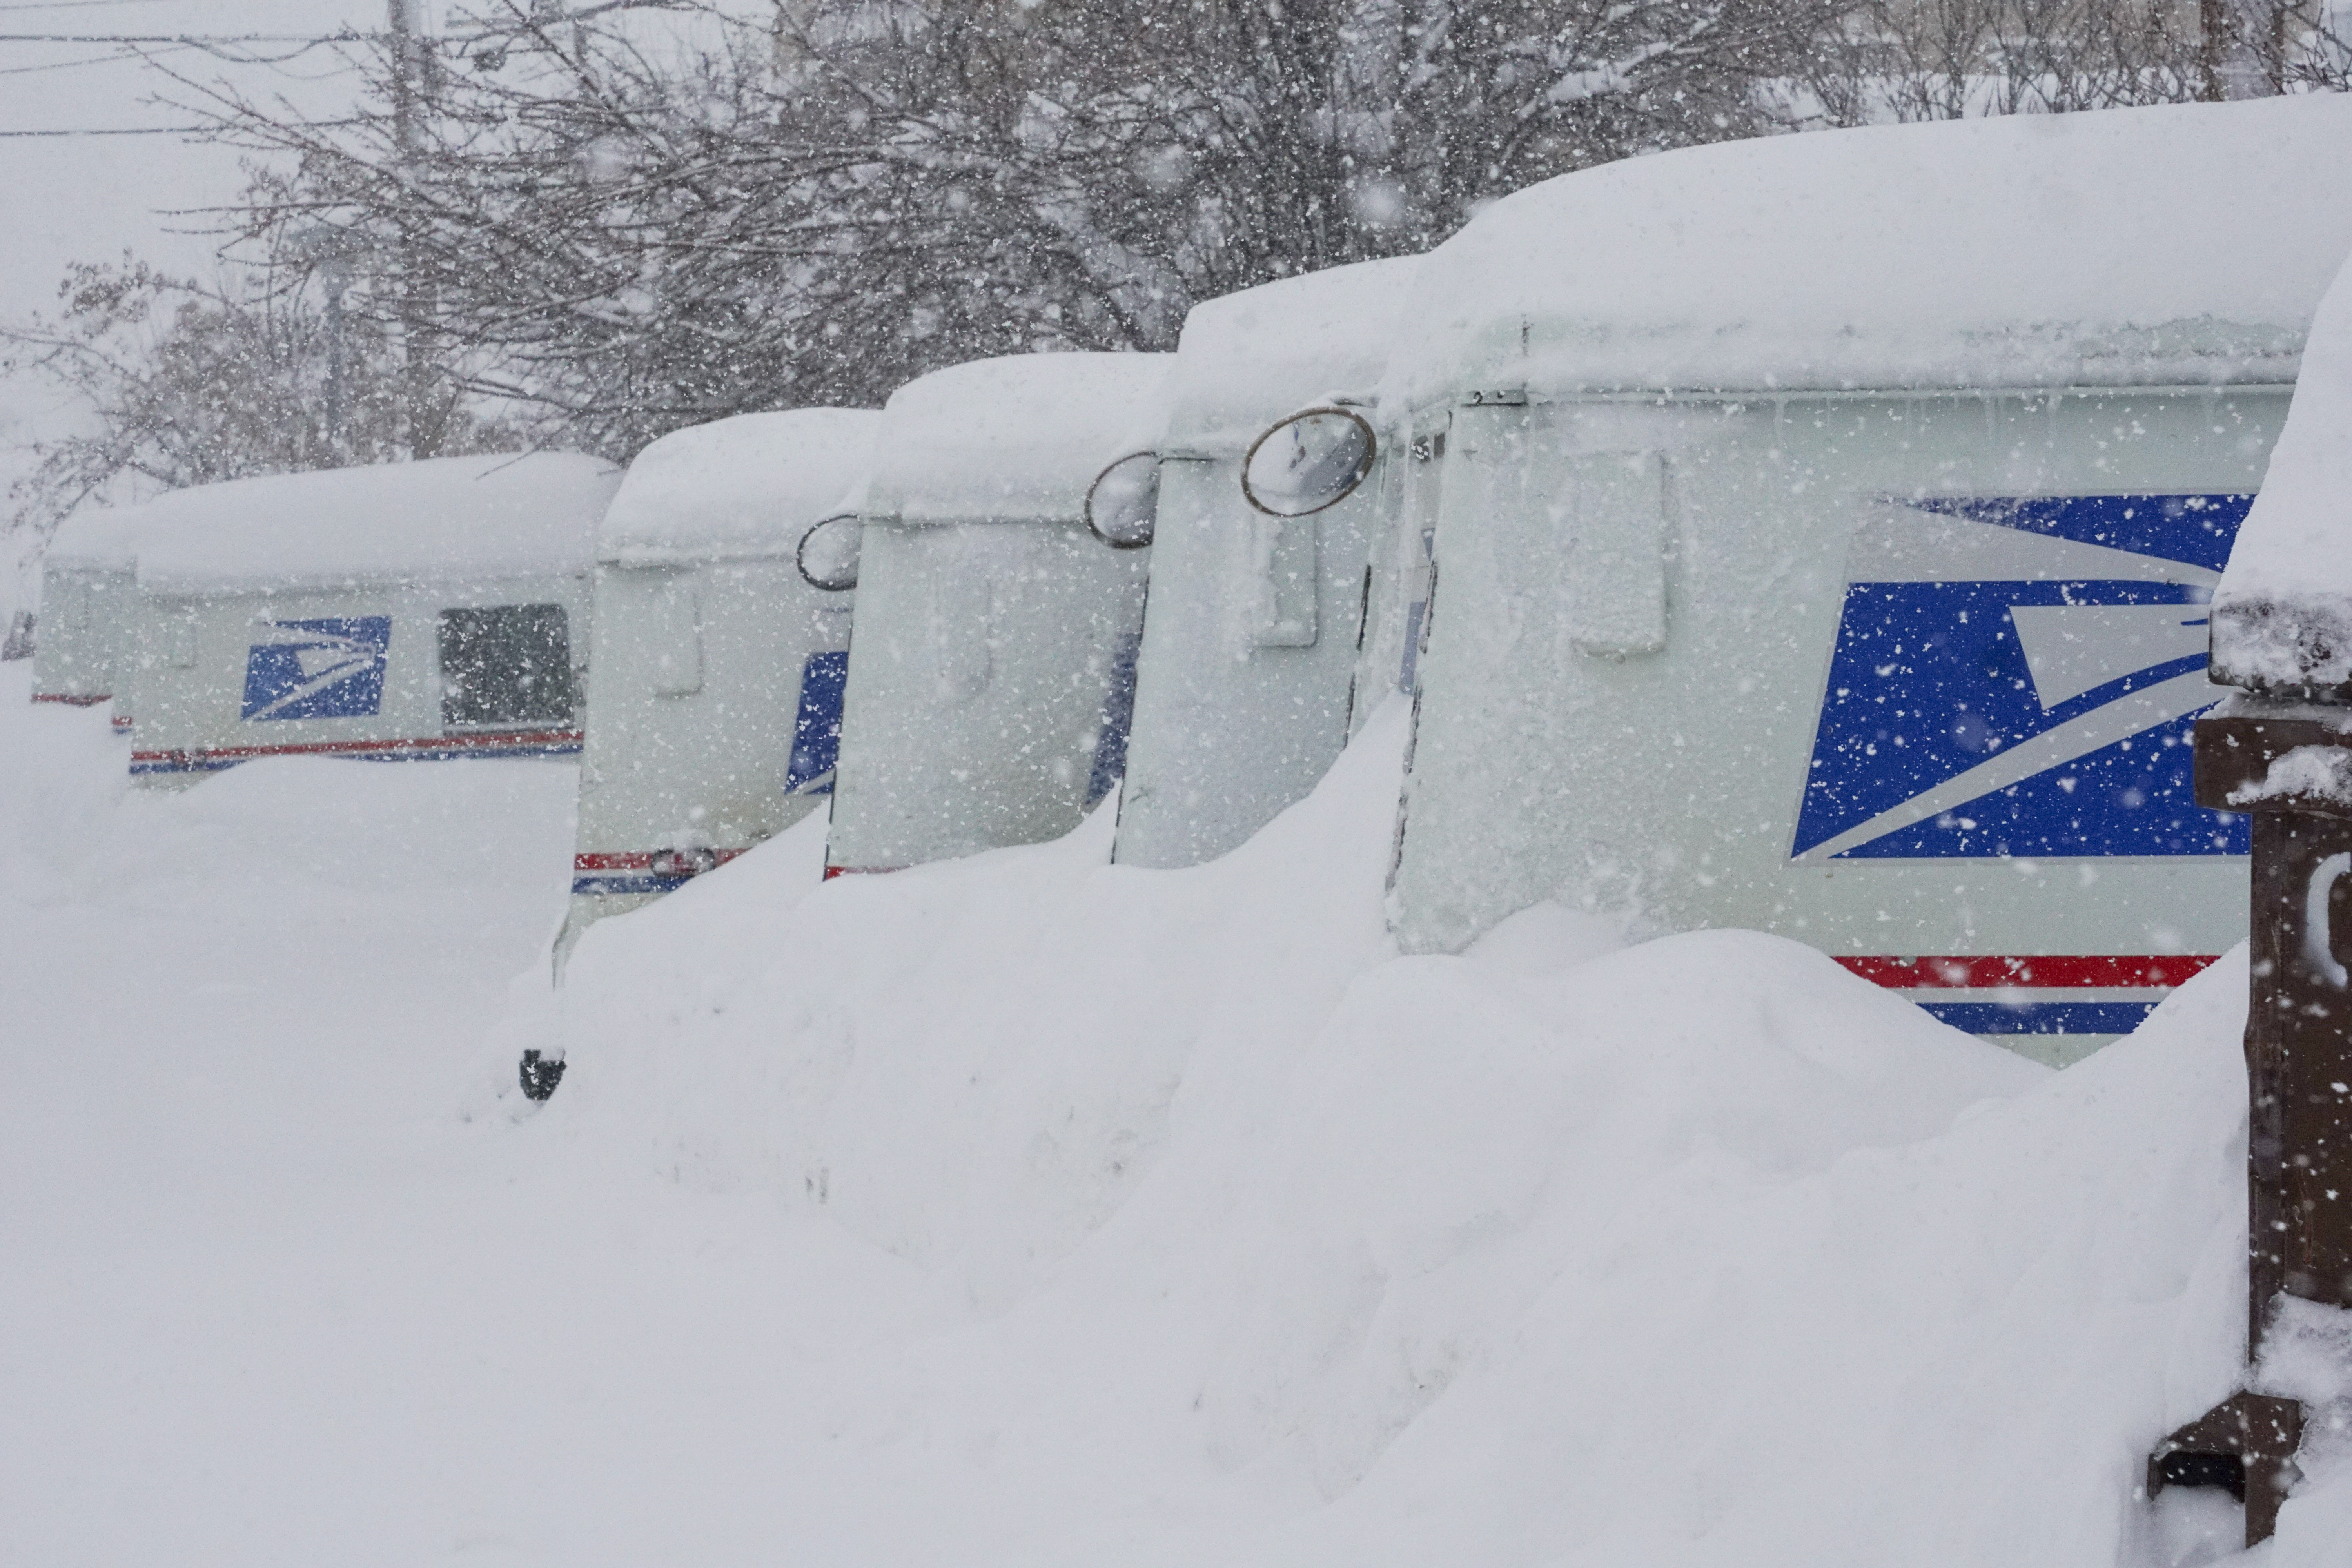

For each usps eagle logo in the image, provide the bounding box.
[1792,495,2248,862]
[240,617,391,722]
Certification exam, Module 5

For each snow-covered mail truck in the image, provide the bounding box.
[824,352,1170,877]
[1382,94,2352,1063]
[1113,256,1421,871]
[126,453,620,786]
[559,408,875,966]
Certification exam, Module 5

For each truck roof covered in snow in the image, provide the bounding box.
[597,408,879,566]
[863,352,1172,527]
[2211,247,2352,691]
[44,503,164,573]
[134,452,622,595]
[1386,94,2352,407]
[1161,256,1420,456]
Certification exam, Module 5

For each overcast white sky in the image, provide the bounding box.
[0,1,388,454]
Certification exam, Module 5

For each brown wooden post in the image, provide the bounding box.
[2147,704,2352,1544]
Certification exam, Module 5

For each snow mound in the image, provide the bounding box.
[862,352,1172,527]
[597,408,878,566]
[533,697,2345,1564]
[2211,244,2352,690]
[43,501,160,572]
[134,452,622,594]
[1160,256,1420,456]
[9,669,2347,1560]
[1389,94,2352,405]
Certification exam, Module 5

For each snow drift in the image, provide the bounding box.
[2212,246,2352,693]
[3,619,2347,1564]
[515,695,2349,1566]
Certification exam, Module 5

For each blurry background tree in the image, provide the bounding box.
[8,0,2348,541]
[0,254,514,543]
[1799,0,2351,122]
[174,0,1854,459]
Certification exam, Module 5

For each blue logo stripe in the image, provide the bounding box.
[1905,494,2249,573]
[570,874,693,897]
[1915,999,2157,1035]
[1085,628,1143,808]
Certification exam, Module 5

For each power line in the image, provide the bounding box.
[0,31,363,42]
[1,41,364,76]
[0,122,208,134]
[0,114,369,135]
[0,44,208,73]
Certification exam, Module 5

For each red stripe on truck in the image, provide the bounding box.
[1833,954,2220,990]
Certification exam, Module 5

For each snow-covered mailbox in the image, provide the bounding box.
[561,408,876,955]
[1382,94,2352,1064]
[1112,256,1419,870]
[32,506,152,729]
[126,452,621,785]
[2150,246,2352,1548]
[824,352,1170,876]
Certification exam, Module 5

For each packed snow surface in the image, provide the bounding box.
[132,452,622,594]
[597,408,879,566]
[2211,247,2352,691]
[7,671,2352,1563]
[1159,256,1419,456]
[864,352,1172,526]
[1388,94,2352,405]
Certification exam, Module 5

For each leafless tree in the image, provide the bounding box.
[1797,0,2352,123]
[167,0,1850,459]
[1,256,517,541]
[36,0,2340,502]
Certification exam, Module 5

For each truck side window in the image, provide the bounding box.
[439,604,577,728]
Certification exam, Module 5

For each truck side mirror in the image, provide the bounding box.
[1086,452,1160,550]
[1242,407,1377,518]
[797,514,862,592]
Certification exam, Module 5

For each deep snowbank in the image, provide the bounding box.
[7,661,2346,1564]
[535,701,2344,1564]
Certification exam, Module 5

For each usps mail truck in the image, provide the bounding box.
[824,353,1170,876]
[1382,95,2352,1064]
[559,408,876,964]
[1112,256,1421,870]
[32,506,152,731]
[126,454,620,786]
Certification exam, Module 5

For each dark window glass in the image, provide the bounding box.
[439,604,577,728]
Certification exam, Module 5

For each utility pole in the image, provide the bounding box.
[387,0,441,458]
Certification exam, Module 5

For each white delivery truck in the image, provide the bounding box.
[1381,94,2352,1063]
[31,506,152,731]
[559,408,876,965]
[1113,256,1421,870]
[824,352,1171,876]
[127,453,620,785]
